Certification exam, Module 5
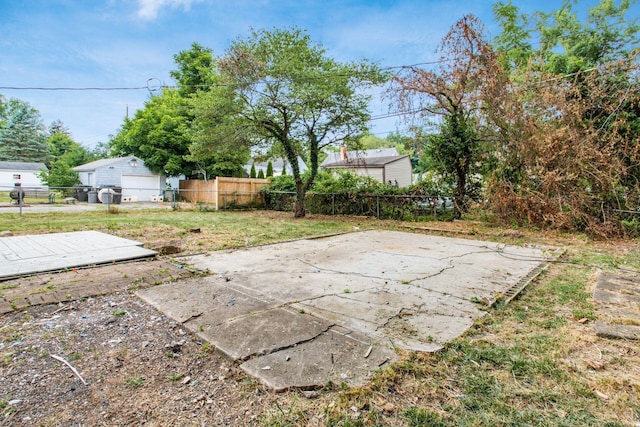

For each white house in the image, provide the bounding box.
[73,156,165,201]
[320,147,399,167]
[321,146,412,187]
[0,161,47,191]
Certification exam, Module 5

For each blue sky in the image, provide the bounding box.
[0,0,629,148]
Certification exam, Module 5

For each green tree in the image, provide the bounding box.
[170,42,217,97]
[47,128,91,168]
[388,15,501,218]
[493,0,639,74]
[110,89,194,176]
[205,27,387,217]
[266,160,274,177]
[38,159,80,193]
[0,98,49,162]
[257,169,265,179]
[250,162,257,178]
[112,43,249,178]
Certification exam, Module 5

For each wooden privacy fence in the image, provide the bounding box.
[178,177,269,209]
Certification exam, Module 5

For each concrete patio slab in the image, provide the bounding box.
[0,231,157,280]
[137,230,555,391]
[593,271,640,340]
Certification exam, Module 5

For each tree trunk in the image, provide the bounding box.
[294,179,306,218]
[453,164,467,219]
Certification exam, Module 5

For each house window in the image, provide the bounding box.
[13,174,21,180]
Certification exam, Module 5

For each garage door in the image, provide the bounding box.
[121,175,161,202]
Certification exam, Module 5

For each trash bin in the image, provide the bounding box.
[73,185,92,203]
[99,185,122,204]
[88,190,98,204]
[112,186,122,204]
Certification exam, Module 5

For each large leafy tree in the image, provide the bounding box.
[111,43,248,178]
[0,98,49,162]
[388,15,502,218]
[201,27,387,217]
[110,88,195,176]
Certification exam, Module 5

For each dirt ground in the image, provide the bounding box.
[0,255,323,427]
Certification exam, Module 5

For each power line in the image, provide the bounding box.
[2,57,636,93]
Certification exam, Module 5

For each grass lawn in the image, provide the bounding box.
[0,207,638,426]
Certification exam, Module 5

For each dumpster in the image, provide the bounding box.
[88,190,98,204]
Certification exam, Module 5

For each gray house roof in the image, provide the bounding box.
[0,161,47,171]
[73,156,138,172]
[322,155,410,169]
[320,148,399,167]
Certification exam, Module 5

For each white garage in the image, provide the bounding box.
[121,174,163,201]
[74,157,166,203]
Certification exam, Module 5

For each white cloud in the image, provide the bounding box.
[137,0,202,20]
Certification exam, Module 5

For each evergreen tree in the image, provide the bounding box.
[266,160,274,177]
[0,99,48,162]
[250,162,257,178]
[257,169,265,179]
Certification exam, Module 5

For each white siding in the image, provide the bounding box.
[384,157,412,187]
[0,170,46,189]
[354,167,384,183]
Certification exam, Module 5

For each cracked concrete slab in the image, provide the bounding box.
[137,230,554,391]
[0,231,157,280]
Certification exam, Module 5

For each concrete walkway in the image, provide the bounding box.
[137,230,555,391]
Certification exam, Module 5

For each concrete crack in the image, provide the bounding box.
[243,322,337,361]
[296,258,388,281]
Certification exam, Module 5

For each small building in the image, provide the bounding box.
[0,161,47,190]
[73,156,165,201]
[320,147,399,168]
[321,146,412,187]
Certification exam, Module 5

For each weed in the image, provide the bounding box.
[112,309,126,316]
[167,373,183,381]
[403,407,448,427]
[0,399,16,416]
[125,377,145,387]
